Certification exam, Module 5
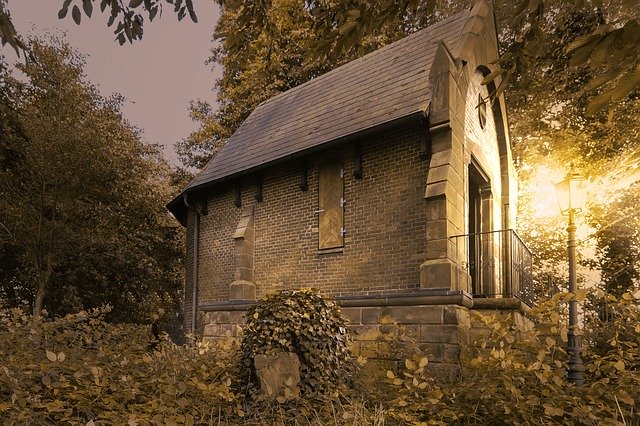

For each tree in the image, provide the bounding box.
[0,38,183,324]
[0,0,197,56]
[177,0,426,170]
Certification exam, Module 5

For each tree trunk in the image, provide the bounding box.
[32,263,52,320]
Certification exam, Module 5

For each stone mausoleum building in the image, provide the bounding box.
[168,0,533,366]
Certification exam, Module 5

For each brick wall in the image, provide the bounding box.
[191,124,430,304]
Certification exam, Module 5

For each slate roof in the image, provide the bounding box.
[169,8,471,221]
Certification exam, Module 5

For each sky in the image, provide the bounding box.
[7,0,222,167]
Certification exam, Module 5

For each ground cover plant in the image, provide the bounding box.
[1,290,638,424]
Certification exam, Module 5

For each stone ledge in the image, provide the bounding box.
[471,297,531,314]
[338,289,473,308]
[200,290,474,313]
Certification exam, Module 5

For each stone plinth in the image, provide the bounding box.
[254,351,301,401]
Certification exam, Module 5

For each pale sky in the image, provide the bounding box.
[7,0,222,167]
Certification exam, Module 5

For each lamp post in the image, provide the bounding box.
[554,170,588,386]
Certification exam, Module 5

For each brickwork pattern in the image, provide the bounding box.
[193,125,429,303]
[197,185,240,302]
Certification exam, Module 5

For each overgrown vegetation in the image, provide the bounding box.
[238,289,353,396]
[1,290,638,424]
[0,39,183,326]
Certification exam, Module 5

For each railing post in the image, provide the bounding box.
[503,230,512,298]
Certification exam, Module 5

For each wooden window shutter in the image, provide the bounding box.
[318,160,344,249]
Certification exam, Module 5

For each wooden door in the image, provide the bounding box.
[469,171,482,295]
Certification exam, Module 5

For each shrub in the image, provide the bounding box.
[0,308,240,424]
[238,288,353,395]
[381,291,640,424]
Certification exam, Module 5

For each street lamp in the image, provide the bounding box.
[554,170,588,386]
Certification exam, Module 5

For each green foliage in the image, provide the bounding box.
[504,1,640,299]
[0,0,198,55]
[238,289,353,395]
[176,0,417,170]
[2,292,639,423]
[0,307,240,425]
[379,292,640,424]
[0,39,183,325]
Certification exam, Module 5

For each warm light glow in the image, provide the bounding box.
[554,172,588,214]
[525,165,566,219]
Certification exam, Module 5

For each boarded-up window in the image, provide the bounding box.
[318,160,344,249]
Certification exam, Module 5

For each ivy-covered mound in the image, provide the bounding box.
[238,289,353,395]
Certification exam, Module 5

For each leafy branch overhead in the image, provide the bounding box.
[263,0,638,115]
[566,18,640,115]
[58,0,198,45]
[493,0,640,115]
[0,0,197,54]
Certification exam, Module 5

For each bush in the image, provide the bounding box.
[380,291,640,424]
[237,288,353,395]
[1,290,638,424]
[0,308,240,424]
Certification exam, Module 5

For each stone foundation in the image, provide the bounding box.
[200,294,531,372]
[342,304,470,367]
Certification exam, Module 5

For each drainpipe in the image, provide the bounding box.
[183,193,199,334]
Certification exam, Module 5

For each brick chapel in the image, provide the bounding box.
[168,0,533,366]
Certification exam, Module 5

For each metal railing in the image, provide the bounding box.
[449,229,534,306]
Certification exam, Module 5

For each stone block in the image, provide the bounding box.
[443,305,471,327]
[426,219,448,240]
[426,164,451,185]
[350,325,385,341]
[468,327,491,347]
[419,342,445,362]
[381,305,443,324]
[464,16,484,36]
[420,324,461,344]
[425,238,449,260]
[235,252,253,269]
[430,127,452,153]
[472,0,491,18]
[229,280,256,300]
[426,197,447,220]
[425,179,459,202]
[426,165,463,195]
[234,266,254,282]
[420,258,456,289]
[397,324,421,342]
[254,351,300,401]
[429,149,463,176]
[361,307,381,324]
[429,150,451,168]
[443,343,461,362]
[341,307,362,324]
[450,204,465,233]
